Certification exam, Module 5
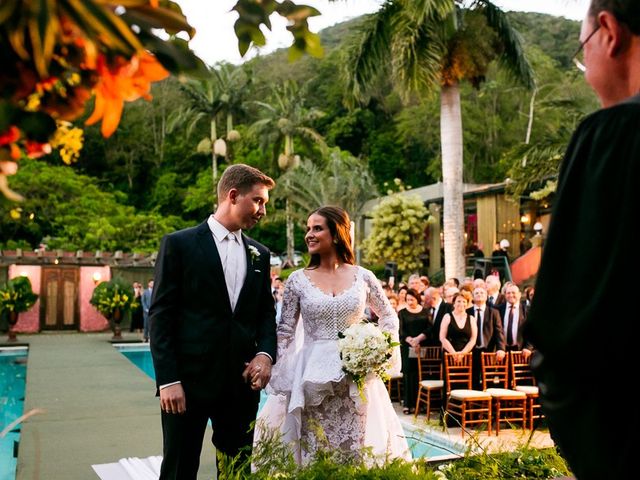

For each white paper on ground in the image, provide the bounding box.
[92,456,162,480]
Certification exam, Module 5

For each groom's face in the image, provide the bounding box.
[230,183,270,230]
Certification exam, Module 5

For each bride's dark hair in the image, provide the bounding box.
[307,206,355,269]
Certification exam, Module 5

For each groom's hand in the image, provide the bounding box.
[242,355,272,391]
[159,384,186,414]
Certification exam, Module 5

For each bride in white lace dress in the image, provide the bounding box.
[254,206,410,465]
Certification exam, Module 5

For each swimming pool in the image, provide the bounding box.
[116,344,465,460]
[0,347,28,480]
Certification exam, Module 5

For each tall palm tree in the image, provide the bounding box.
[168,63,250,197]
[250,81,326,263]
[345,0,534,279]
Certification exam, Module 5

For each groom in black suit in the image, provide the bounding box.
[150,164,277,479]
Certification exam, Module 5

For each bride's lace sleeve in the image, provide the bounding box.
[363,268,402,376]
[267,271,301,395]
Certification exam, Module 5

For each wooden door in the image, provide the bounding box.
[41,267,79,330]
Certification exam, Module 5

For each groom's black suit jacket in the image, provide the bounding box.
[150,220,277,402]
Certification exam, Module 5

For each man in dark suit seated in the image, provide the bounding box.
[150,164,277,479]
[468,287,506,389]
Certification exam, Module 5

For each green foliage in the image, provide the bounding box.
[1,10,597,259]
[219,423,569,479]
[0,160,187,252]
[0,276,38,314]
[89,277,136,318]
[363,195,428,273]
[275,148,378,228]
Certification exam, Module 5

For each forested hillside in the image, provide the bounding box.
[0,11,598,254]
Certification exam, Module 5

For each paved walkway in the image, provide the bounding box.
[6,333,215,480]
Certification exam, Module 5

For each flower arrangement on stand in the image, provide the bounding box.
[338,320,399,401]
[0,276,38,342]
[90,277,137,340]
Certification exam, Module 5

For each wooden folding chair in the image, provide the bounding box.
[481,352,527,435]
[510,350,543,430]
[414,346,444,419]
[444,352,492,436]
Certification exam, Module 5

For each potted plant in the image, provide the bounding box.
[90,277,137,340]
[0,276,38,342]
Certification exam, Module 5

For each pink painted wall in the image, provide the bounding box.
[7,265,41,333]
[80,266,111,332]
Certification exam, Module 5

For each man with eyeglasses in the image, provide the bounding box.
[526,1,640,478]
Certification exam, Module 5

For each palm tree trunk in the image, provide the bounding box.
[285,195,295,266]
[226,113,233,164]
[440,83,466,280]
[284,135,295,265]
[211,118,218,210]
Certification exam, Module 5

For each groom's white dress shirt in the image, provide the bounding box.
[208,216,247,311]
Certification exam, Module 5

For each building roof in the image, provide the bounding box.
[0,249,156,267]
[361,181,508,214]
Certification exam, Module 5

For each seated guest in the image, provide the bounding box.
[468,287,506,389]
[398,289,430,414]
[497,284,533,356]
[439,293,477,359]
[424,287,451,346]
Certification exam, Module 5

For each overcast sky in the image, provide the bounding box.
[175,0,590,65]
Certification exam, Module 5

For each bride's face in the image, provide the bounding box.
[305,213,334,255]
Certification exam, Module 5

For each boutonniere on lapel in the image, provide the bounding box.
[248,245,260,264]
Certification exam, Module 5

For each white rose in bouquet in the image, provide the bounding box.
[338,320,399,401]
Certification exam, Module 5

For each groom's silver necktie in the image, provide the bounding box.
[224,232,241,311]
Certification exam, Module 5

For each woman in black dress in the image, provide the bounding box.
[439,292,477,360]
[398,289,430,414]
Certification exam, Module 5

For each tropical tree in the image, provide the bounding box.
[275,148,378,244]
[250,81,326,263]
[345,0,534,279]
[168,63,250,201]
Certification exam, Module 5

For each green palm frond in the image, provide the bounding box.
[402,0,455,25]
[477,0,535,89]
[250,80,326,163]
[343,0,399,105]
[392,19,445,95]
[276,150,379,227]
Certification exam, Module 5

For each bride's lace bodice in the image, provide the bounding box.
[276,266,399,360]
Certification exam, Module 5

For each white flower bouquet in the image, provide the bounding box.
[338,321,399,400]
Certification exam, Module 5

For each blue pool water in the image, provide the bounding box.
[117,345,464,460]
[0,348,28,480]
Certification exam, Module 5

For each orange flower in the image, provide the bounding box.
[86,52,169,137]
[0,126,20,146]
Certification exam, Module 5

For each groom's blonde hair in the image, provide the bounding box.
[217,164,275,200]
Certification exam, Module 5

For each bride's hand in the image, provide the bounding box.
[243,355,272,390]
